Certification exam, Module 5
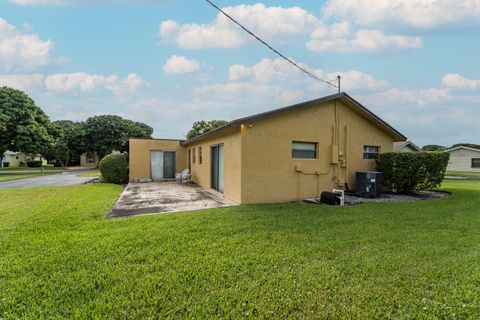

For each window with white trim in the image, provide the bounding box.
[363,146,380,160]
[292,141,317,159]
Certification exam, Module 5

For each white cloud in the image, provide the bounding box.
[0,18,54,71]
[359,88,452,108]
[354,86,480,147]
[307,25,422,52]
[228,58,389,91]
[159,4,423,53]
[107,73,148,96]
[45,72,147,96]
[45,72,117,92]
[194,82,303,106]
[191,58,390,122]
[159,3,319,49]
[0,74,44,91]
[8,0,171,5]
[327,70,389,91]
[163,55,200,75]
[442,73,480,90]
[323,0,480,29]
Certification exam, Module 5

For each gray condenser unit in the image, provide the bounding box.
[356,171,382,197]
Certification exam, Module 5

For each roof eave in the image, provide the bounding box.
[340,93,407,142]
[445,146,480,153]
[181,92,407,145]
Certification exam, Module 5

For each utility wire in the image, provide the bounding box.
[204,0,338,90]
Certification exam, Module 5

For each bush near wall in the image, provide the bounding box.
[376,152,450,193]
[99,154,128,184]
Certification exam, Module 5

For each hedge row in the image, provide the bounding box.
[27,160,43,168]
[376,152,450,193]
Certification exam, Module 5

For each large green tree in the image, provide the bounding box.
[422,144,446,152]
[42,121,87,167]
[186,120,229,140]
[0,87,52,158]
[84,115,153,158]
[449,143,480,150]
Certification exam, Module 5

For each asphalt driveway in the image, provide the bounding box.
[0,172,97,189]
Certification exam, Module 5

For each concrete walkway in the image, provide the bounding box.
[0,172,97,189]
[109,182,237,218]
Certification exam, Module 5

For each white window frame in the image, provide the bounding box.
[363,146,380,160]
[292,141,317,159]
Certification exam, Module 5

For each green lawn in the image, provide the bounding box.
[77,171,101,178]
[446,171,480,178]
[0,173,56,182]
[1,181,479,318]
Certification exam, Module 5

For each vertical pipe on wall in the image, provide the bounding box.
[344,125,349,187]
[335,101,340,186]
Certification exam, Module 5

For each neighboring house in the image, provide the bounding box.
[80,151,121,168]
[129,92,407,204]
[1,151,47,167]
[445,146,480,172]
[80,153,100,168]
[393,141,421,153]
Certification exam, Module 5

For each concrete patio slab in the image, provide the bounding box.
[109,182,237,218]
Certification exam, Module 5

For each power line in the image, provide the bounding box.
[204,0,338,90]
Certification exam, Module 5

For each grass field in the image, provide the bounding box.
[446,171,480,178]
[77,171,101,178]
[1,181,479,318]
[0,173,56,182]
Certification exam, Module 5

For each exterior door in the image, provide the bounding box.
[151,151,164,180]
[211,145,224,193]
[151,151,176,180]
[163,151,176,179]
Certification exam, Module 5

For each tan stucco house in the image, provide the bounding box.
[79,151,121,168]
[129,92,407,204]
[445,146,480,172]
[393,141,421,153]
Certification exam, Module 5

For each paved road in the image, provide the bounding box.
[0,172,97,189]
[0,170,65,174]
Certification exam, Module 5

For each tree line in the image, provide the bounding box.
[422,143,480,151]
[0,87,153,167]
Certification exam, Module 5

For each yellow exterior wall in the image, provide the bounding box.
[240,100,395,204]
[129,98,399,204]
[183,127,242,203]
[129,139,186,181]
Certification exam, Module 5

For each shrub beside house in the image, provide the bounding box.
[376,152,450,193]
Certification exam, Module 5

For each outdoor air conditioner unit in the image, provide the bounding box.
[356,171,382,197]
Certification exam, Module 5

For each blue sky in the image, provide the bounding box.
[0,0,479,146]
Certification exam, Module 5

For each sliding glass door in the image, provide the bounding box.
[163,151,176,179]
[211,144,224,193]
[150,151,176,180]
